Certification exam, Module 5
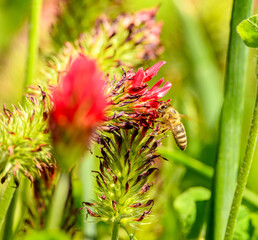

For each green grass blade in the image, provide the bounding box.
[46,172,70,230]
[171,0,223,129]
[158,148,258,209]
[0,178,16,233]
[23,0,42,97]
[210,0,253,239]
[159,148,213,179]
[81,152,97,239]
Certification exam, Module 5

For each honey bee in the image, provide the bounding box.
[158,103,187,151]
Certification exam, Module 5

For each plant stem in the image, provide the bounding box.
[224,56,258,240]
[0,177,16,232]
[158,148,258,209]
[46,172,70,229]
[81,152,97,239]
[210,0,253,239]
[111,221,119,240]
[23,0,42,98]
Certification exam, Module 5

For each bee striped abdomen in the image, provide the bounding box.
[159,104,187,151]
[172,123,187,151]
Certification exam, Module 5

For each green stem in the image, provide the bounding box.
[0,177,16,232]
[111,221,119,240]
[23,0,42,98]
[224,57,258,240]
[81,152,97,239]
[120,224,136,240]
[46,172,70,229]
[158,148,258,209]
[211,0,253,239]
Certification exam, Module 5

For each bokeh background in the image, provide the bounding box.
[0,0,257,239]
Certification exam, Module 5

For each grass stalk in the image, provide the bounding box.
[211,0,253,239]
[81,152,97,239]
[224,56,258,240]
[23,0,42,97]
[46,172,70,229]
[171,0,223,129]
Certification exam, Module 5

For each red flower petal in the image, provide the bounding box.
[132,68,144,88]
[143,61,166,82]
[140,81,171,102]
[50,53,107,143]
[148,78,164,92]
[155,81,172,99]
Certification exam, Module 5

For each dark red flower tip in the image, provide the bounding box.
[49,53,107,142]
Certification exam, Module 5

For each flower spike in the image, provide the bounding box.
[49,53,108,170]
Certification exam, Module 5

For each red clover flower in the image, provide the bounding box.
[49,53,108,170]
[105,61,172,128]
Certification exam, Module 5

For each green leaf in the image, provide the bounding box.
[174,187,210,236]
[233,206,251,240]
[237,15,258,48]
[250,212,258,239]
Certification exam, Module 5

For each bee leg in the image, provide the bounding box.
[161,128,169,134]
[159,124,169,134]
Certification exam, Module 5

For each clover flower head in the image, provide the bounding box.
[49,53,107,143]
[0,89,53,185]
[105,61,172,127]
[49,53,108,170]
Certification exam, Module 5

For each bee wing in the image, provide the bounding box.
[179,114,203,123]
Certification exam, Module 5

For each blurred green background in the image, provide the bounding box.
[0,0,257,239]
